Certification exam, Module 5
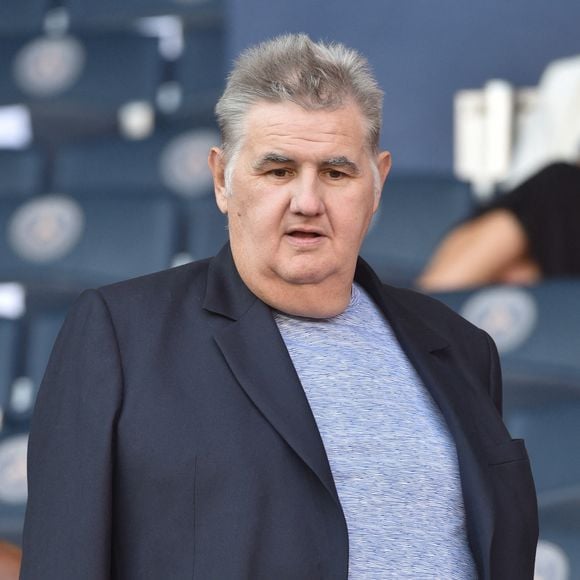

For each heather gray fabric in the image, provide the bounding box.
[275,283,477,578]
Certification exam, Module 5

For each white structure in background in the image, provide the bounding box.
[454,79,536,200]
[0,283,25,320]
[0,105,32,148]
[534,540,570,580]
[454,54,580,199]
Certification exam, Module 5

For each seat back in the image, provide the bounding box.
[52,128,219,199]
[0,195,179,289]
[65,0,224,28]
[0,318,21,422]
[431,281,580,404]
[0,0,49,34]
[361,174,474,286]
[184,196,227,261]
[0,32,161,109]
[0,149,45,198]
[175,27,225,116]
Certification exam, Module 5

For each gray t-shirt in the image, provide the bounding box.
[274,283,477,579]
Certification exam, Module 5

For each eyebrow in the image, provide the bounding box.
[252,153,294,171]
[323,156,361,175]
[252,153,360,174]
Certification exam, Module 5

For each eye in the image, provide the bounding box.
[326,169,346,180]
[269,168,292,178]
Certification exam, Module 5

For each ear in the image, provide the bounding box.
[208,147,228,214]
[372,150,392,212]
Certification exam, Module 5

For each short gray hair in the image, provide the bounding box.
[215,33,383,165]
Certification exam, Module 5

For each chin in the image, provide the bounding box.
[279,267,334,286]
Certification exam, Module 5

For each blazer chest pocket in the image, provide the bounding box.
[485,438,529,466]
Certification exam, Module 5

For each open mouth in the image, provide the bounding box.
[288,231,322,239]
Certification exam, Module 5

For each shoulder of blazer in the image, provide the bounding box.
[382,283,485,337]
[355,256,488,345]
[95,258,212,309]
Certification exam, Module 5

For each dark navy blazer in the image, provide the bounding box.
[21,245,538,579]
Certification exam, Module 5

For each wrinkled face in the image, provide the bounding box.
[209,101,391,296]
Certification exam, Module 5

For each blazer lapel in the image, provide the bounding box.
[203,246,340,505]
[355,258,495,577]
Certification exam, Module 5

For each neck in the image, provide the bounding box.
[240,273,354,318]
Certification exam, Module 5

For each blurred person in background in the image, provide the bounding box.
[21,34,537,579]
[419,161,580,291]
[0,541,20,580]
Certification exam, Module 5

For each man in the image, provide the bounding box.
[21,34,538,578]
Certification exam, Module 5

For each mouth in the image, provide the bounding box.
[287,231,322,239]
[284,228,326,247]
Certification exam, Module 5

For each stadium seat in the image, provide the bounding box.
[0,432,28,544]
[538,505,580,580]
[0,195,179,290]
[0,0,48,35]
[0,32,161,110]
[65,0,224,29]
[509,403,580,496]
[361,174,474,286]
[430,281,580,410]
[52,127,219,199]
[4,305,68,428]
[175,27,225,116]
[0,319,21,426]
[0,148,45,198]
[509,403,580,578]
[184,196,227,261]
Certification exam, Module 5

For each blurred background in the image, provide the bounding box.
[0,0,579,578]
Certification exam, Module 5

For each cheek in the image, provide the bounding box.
[228,196,279,243]
[335,202,375,237]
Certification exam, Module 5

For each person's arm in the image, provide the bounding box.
[20,290,123,579]
[0,541,21,580]
[417,209,539,291]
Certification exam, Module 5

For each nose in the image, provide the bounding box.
[289,174,325,216]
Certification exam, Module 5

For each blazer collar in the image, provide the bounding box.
[203,243,451,355]
[203,244,257,320]
[203,244,342,504]
[353,256,449,354]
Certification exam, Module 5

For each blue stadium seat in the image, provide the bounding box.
[538,506,580,579]
[3,306,68,428]
[65,0,224,29]
[509,403,580,578]
[510,403,580,496]
[0,148,45,198]
[0,318,21,425]
[0,32,161,109]
[0,195,179,290]
[361,174,474,286]
[0,431,28,544]
[184,196,227,261]
[175,27,225,116]
[430,281,580,410]
[52,127,219,199]
[0,0,49,34]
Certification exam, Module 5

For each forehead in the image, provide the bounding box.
[240,101,369,161]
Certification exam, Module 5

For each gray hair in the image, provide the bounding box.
[215,33,384,169]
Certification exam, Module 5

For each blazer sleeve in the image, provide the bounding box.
[20,289,123,580]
